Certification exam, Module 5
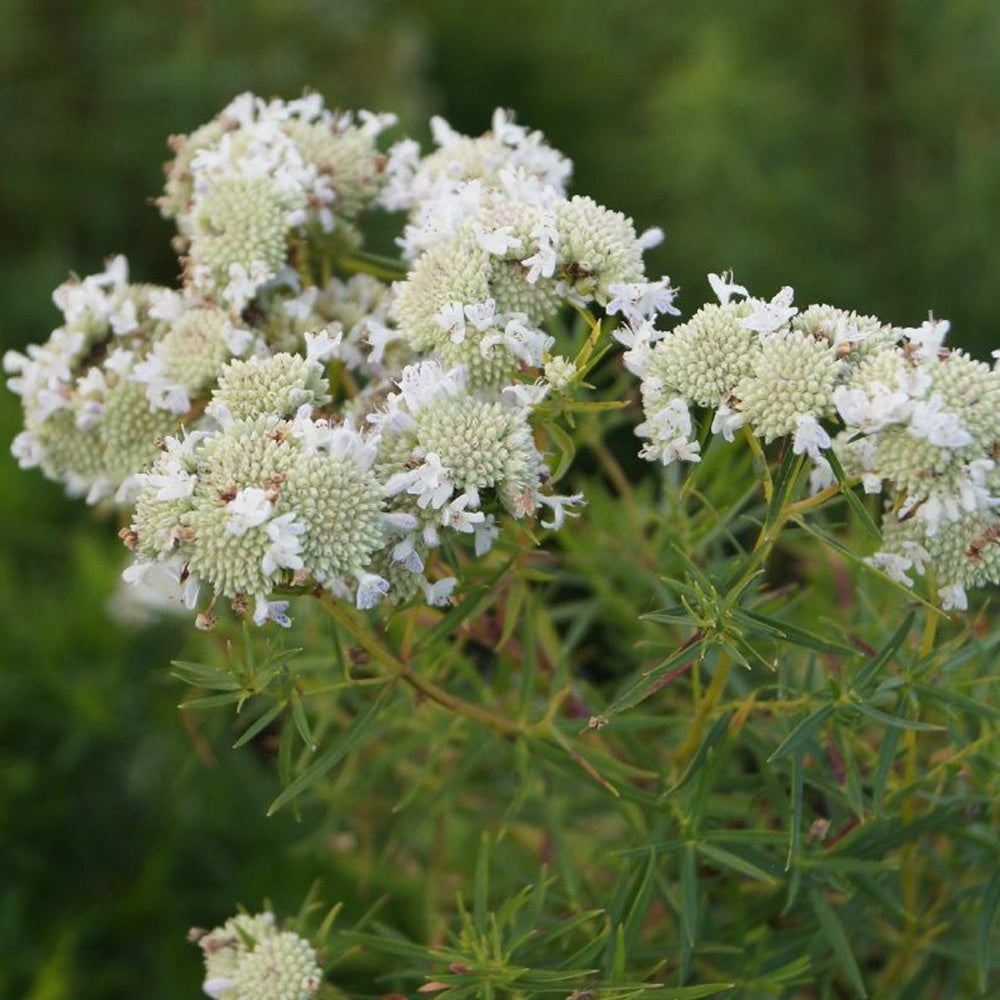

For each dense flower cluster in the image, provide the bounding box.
[192,911,321,1000]
[6,93,673,626]
[628,274,1000,609]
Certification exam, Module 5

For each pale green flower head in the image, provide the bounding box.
[735,329,842,441]
[158,307,243,394]
[229,930,321,1000]
[554,195,645,301]
[645,301,759,409]
[213,353,331,420]
[187,175,299,298]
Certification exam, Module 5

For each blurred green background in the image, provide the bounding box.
[1,1,999,996]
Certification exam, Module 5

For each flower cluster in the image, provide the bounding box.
[629,274,1000,609]
[7,94,670,626]
[161,92,395,309]
[191,911,321,1000]
[384,108,675,389]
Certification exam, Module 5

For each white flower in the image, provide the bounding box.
[385,452,454,509]
[521,221,559,283]
[305,326,343,363]
[145,457,197,501]
[792,414,832,460]
[742,287,797,333]
[707,270,748,305]
[423,577,457,606]
[356,571,390,609]
[464,298,497,331]
[537,492,585,530]
[901,317,950,360]
[221,323,255,357]
[441,492,486,533]
[711,402,745,442]
[365,320,404,367]
[391,535,424,573]
[637,227,664,251]
[636,398,701,465]
[908,395,973,448]
[253,595,292,627]
[433,302,467,344]
[501,382,550,410]
[938,583,968,611]
[262,513,307,575]
[474,515,500,556]
[396,360,464,414]
[865,551,917,586]
[109,298,139,336]
[226,487,273,535]
[606,278,680,323]
[473,224,523,256]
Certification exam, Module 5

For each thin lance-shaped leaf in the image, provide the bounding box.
[646,986,734,1000]
[791,518,937,611]
[171,659,243,690]
[766,444,803,526]
[825,448,881,541]
[606,636,707,718]
[852,612,914,691]
[786,751,805,874]
[734,609,857,657]
[809,887,867,998]
[665,710,735,796]
[267,686,394,816]
[768,702,835,762]
[622,849,658,953]
[473,833,490,931]
[233,699,286,749]
[547,421,576,483]
[414,557,515,654]
[977,867,1000,992]
[680,844,698,949]
[697,842,779,884]
[849,701,943,732]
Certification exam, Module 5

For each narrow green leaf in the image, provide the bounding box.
[649,986,734,1000]
[606,638,706,718]
[233,699,286,748]
[850,701,942,731]
[825,449,881,541]
[547,421,576,483]
[473,833,490,931]
[791,519,937,611]
[872,728,900,811]
[736,609,857,657]
[680,844,697,949]
[267,687,392,816]
[622,850,657,952]
[698,842,779,883]
[852,613,914,691]
[768,703,835,761]
[977,867,1000,992]
[178,691,245,710]
[666,710,734,795]
[809,888,867,998]
[171,659,242,690]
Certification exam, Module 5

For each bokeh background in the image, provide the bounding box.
[2,1,999,995]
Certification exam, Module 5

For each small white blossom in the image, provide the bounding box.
[742,287,797,333]
[226,487,273,535]
[262,513,307,576]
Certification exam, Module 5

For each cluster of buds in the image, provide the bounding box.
[6,93,674,626]
[628,273,1000,609]
[191,912,321,1000]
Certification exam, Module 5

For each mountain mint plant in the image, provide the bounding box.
[6,93,1000,1000]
